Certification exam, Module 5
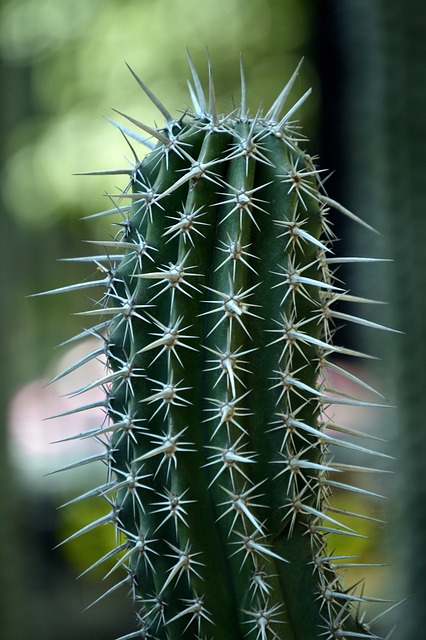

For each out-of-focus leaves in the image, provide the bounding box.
[0,0,316,227]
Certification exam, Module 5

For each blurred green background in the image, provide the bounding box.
[1,0,425,638]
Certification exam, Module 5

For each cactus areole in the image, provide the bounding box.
[46,55,394,639]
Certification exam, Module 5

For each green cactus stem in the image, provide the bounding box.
[43,53,396,639]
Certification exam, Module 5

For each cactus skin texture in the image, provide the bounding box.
[46,55,396,639]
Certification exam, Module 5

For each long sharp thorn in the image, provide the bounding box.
[187,79,201,114]
[324,479,386,500]
[266,58,304,121]
[326,256,393,265]
[277,88,312,127]
[45,451,108,475]
[322,360,386,399]
[125,62,173,122]
[77,543,128,579]
[84,574,133,610]
[46,346,105,386]
[112,109,169,145]
[81,204,130,221]
[320,194,379,234]
[324,421,387,443]
[239,53,246,118]
[56,322,110,348]
[29,279,110,297]
[367,598,407,627]
[329,310,402,334]
[75,169,132,176]
[104,116,156,149]
[206,47,218,125]
[54,511,116,547]
[186,47,206,113]
[43,400,106,421]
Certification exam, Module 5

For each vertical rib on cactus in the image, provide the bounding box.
[45,53,395,639]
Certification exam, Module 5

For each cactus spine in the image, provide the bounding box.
[46,54,394,639]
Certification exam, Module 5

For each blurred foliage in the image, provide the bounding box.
[327,1,426,636]
[0,0,317,229]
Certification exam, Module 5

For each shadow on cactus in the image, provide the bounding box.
[41,52,398,639]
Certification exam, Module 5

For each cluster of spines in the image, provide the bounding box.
[41,54,397,639]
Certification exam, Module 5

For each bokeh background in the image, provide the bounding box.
[1,1,425,638]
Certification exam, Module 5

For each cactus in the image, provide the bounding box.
[44,53,396,639]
